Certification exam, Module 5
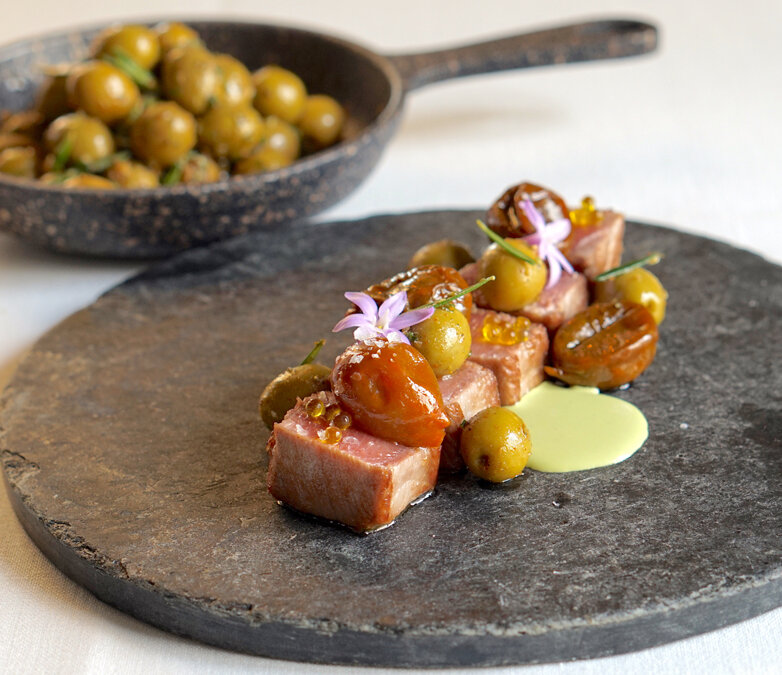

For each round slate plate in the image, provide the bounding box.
[2,211,781,668]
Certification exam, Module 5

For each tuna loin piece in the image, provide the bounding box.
[267,391,439,532]
[438,361,501,473]
[563,210,625,279]
[467,307,549,406]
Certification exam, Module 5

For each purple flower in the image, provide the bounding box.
[520,199,574,288]
[332,291,434,344]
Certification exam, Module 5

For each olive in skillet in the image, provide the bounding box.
[36,71,71,123]
[44,112,115,165]
[155,22,201,54]
[252,65,307,123]
[546,301,659,389]
[106,159,159,188]
[93,25,161,70]
[595,268,668,325]
[213,54,255,107]
[161,46,220,115]
[259,363,332,430]
[180,152,223,184]
[0,146,37,178]
[198,103,265,161]
[408,307,471,378]
[298,94,345,150]
[461,407,532,482]
[479,239,546,311]
[61,173,116,189]
[130,101,196,167]
[408,239,475,270]
[233,146,292,174]
[263,116,301,161]
[66,61,140,124]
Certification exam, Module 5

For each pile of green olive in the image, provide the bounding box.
[0,22,346,188]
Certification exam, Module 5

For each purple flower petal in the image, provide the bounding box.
[521,199,546,232]
[332,313,371,333]
[389,306,435,330]
[384,329,411,345]
[545,218,572,242]
[354,324,382,342]
[551,246,574,274]
[344,291,378,320]
[377,291,408,326]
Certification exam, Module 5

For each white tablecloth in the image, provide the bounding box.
[1,1,780,673]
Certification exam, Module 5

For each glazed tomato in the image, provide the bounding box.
[363,265,472,318]
[546,301,659,389]
[330,339,449,448]
[486,181,569,238]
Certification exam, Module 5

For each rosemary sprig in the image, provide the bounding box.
[300,339,325,365]
[103,48,157,89]
[52,136,73,172]
[595,252,663,281]
[419,276,496,310]
[476,219,538,265]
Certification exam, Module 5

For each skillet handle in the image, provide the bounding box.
[387,19,657,92]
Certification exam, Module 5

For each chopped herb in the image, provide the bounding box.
[476,219,538,265]
[103,48,157,89]
[52,136,73,172]
[76,151,131,174]
[161,160,184,186]
[300,339,325,365]
[595,252,663,281]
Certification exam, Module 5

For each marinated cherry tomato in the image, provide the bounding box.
[330,338,449,448]
[546,301,659,389]
[595,268,668,325]
[407,239,475,270]
[461,407,532,482]
[486,181,569,238]
[363,265,473,319]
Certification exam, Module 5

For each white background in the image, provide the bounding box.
[1,1,780,673]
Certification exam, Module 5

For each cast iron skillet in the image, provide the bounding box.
[0,18,657,257]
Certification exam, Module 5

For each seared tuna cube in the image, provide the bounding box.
[467,308,549,406]
[267,391,439,532]
[460,262,588,333]
[515,271,588,332]
[438,361,501,473]
[563,210,625,279]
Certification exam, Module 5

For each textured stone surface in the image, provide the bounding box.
[1,210,781,667]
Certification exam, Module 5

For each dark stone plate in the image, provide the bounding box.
[1,211,781,667]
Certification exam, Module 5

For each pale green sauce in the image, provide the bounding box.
[507,382,648,473]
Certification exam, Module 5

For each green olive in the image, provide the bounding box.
[198,103,265,160]
[460,407,532,482]
[233,146,292,174]
[213,54,255,107]
[263,115,300,160]
[298,94,345,150]
[0,146,37,178]
[66,61,140,124]
[252,65,307,123]
[93,25,161,70]
[259,363,332,429]
[155,22,201,54]
[106,159,159,188]
[161,46,220,115]
[180,152,223,184]
[61,173,116,189]
[44,112,115,165]
[130,101,196,167]
[35,70,72,122]
[595,268,668,324]
[480,240,546,312]
[408,239,475,270]
[409,307,471,378]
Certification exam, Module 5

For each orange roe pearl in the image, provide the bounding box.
[305,398,325,418]
[332,412,352,430]
[324,403,341,421]
[569,196,601,227]
[481,314,531,345]
[319,427,342,444]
